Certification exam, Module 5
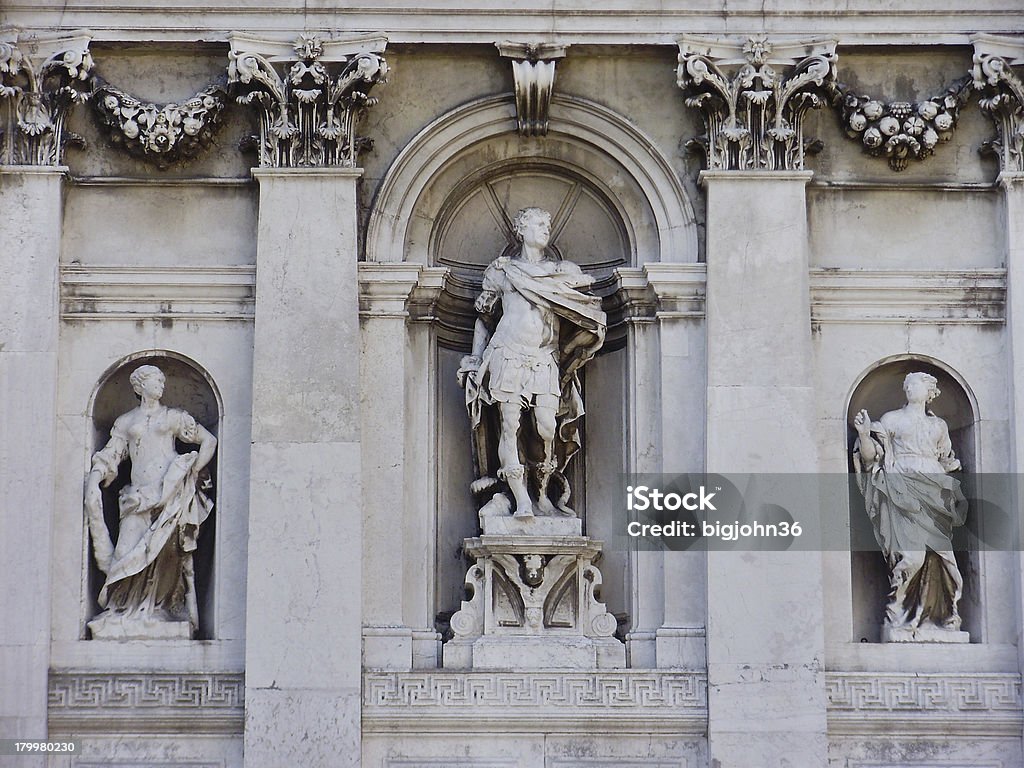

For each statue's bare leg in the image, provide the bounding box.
[497,401,532,516]
[534,399,559,515]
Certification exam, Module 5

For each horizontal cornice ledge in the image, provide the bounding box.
[810,268,1006,325]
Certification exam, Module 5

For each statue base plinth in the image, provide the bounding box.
[480,514,582,536]
[88,612,193,641]
[443,534,624,670]
[882,625,970,644]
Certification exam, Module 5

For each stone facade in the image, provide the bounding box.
[2,3,1024,767]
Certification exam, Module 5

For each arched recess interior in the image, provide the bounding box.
[86,350,223,640]
[366,92,700,652]
[844,354,982,643]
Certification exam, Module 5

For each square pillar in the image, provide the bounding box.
[244,168,363,767]
[0,167,64,767]
[702,170,827,767]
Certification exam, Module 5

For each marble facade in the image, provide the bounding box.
[2,3,1024,767]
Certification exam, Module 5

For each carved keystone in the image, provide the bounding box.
[497,42,568,137]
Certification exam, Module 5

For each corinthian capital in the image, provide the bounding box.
[0,32,93,165]
[676,35,836,171]
[227,32,388,168]
[972,34,1024,174]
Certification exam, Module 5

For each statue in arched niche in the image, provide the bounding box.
[852,371,969,642]
[457,207,606,519]
[84,364,217,640]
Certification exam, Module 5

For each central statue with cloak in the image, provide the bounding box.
[458,207,606,518]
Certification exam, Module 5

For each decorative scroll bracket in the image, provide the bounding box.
[972,34,1024,174]
[676,35,837,171]
[227,32,388,168]
[0,32,93,165]
[829,75,973,172]
[496,42,568,137]
[92,80,227,169]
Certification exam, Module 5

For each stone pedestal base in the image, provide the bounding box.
[87,613,193,640]
[882,625,970,643]
[443,534,625,670]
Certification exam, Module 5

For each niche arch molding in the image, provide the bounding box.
[365,93,699,267]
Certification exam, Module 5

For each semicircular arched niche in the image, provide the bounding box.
[844,355,981,644]
[86,351,222,640]
[366,93,698,268]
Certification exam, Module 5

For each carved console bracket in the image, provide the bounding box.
[829,75,973,172]
[0,32,92,165]
[227,32,388,168]
[676,35,837,171]
[92,80,227,168]
[496,42,568,137]
[444,533,625,671]
[972,34,1024,174]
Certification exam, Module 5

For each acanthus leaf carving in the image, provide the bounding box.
[676,35,837,171]
[91,81,227,169]
[971,35,1024,174]
[227,33,388,168]
[0,33,93,165]
[828,75,973,172]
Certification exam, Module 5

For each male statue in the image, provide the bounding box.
[458,207,606,518]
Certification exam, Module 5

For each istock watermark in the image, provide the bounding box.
[608,473,1024,552]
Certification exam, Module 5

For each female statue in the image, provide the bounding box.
[852,371,968,641]
[84,364,217,639]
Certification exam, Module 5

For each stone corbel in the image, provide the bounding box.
[676,36,837,171]
[228,32,388,168]
[496,42,568,137]
[971,34,1024,174]
[91,80,227,168]
[0,32,93,165]
[829,75,973,172]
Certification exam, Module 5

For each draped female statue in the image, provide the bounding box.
[852,371,969,642]
[84,364,217,639]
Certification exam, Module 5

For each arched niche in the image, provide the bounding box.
[367,95,690,650]
[86,351,222,640]
[844,355,982,643]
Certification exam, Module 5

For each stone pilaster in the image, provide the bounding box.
[243,168,364,766]
[701,170,826,765]
[357,264,446,671]
[0,166,65,766]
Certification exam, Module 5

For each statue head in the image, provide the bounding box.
[903,371,940,405]
[130,365,166,400]
[512,207,552,249]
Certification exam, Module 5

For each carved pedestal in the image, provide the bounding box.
[443,522,625,670]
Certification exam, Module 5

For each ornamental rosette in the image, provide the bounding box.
[92,82,227,168]
[227,33,388,168]
[829,77,972,171]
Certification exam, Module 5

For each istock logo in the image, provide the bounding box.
[626,484,718,512]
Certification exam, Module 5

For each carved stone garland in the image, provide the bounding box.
[227,33,388,168]
[829,77,973,171]
[0,34,92,165]
[676,36,837,171]
[92,81,227,168]
[972,35,1024,174]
